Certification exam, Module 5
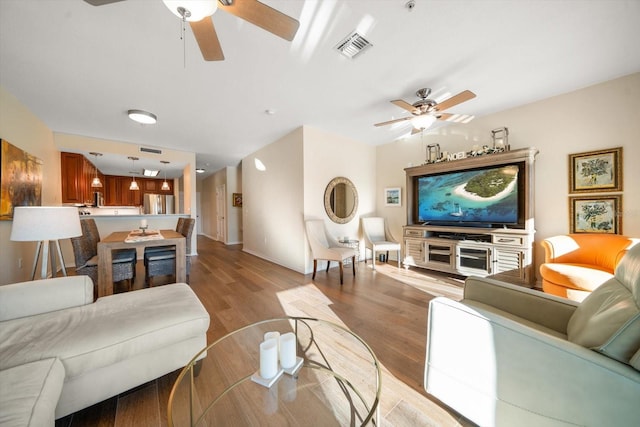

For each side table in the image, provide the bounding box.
[338,239,360,264]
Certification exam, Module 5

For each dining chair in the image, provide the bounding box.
[143,217,186,257]
[70,218,137,295]
[361,217,401,270]
[305,219,356,285]
[144,218,195,287]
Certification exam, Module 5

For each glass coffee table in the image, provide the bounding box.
[168,317,381,426]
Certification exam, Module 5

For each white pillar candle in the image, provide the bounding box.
[264,331,280,360]
[259,338,278,379]
[279,332,297,369]
[140,219,148,228]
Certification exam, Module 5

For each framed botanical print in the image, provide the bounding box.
[569,147,622,193]
[569,195,622,234]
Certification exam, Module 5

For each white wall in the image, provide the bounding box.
[0,87,61,284]
[243,127,305,272]
[376,72,640,283]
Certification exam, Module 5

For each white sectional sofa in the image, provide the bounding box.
[0,276,210,426]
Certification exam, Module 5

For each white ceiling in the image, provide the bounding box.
[1,0,639,179]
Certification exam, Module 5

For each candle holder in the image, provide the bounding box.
[139,226,148,236]
[251,368,284,388]
[282,357,304,377]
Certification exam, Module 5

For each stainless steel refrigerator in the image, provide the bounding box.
[143,194,174,214]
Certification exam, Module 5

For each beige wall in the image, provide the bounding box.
[242,127,305,272]
[0,87,60,284]
[302,126,377,267]
[376,72,640,284]
[242,125,376,274]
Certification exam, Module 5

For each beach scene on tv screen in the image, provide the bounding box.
[418,165,519,224]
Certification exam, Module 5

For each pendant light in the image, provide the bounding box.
[90,152,103,188]
[128,156,140,191]
[160,160,171,191]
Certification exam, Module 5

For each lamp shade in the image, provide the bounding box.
[10,206,82,241]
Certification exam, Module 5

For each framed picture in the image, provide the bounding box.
[1,139,43,220]
[232,192,242,207]
[384,187,401,207]
[569,195,622,234]
[569,147,622,193]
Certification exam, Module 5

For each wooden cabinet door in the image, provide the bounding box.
[105,176,119,205]
[61,152,84,203]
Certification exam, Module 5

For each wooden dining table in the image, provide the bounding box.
[96,229,186,297]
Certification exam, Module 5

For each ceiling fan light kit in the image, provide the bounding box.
[162,0,218,22]
[411,115,436,130]
[128,109,157,125]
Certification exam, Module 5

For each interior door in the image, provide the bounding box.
[216,184,226,243]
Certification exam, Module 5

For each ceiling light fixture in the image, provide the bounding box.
[162,0,218,22]
[161,161,171,191]
[195,168,205,174]
[143,169,160,177]
[411,115,437,130]
[128,109,157,125]
[128,156,140,191]
[89,152,103,188]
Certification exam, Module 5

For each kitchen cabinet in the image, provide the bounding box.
[61,152,100,204]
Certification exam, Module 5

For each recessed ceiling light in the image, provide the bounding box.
[128,109,157,125]
[196,168,205,174]
[143,169,160,177]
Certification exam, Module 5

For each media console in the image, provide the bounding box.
[403,148,538,287]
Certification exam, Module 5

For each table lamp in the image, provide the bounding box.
[10,206,82,280]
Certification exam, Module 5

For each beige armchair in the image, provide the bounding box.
[361,217,401,270]
[424,243,640,426]
[305,219,356,285]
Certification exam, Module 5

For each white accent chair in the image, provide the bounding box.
[361,217,401,270]
[305,219,356,285]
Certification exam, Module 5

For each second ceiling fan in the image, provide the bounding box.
[375,88,476,134]
[84,0,300,61]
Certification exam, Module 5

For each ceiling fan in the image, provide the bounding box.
[83,0,300,61]
[374,88,476,134]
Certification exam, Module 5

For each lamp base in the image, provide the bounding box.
[31,240,68,281]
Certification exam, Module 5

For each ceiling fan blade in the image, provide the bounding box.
[83,0,126,5]
[435,90,476,112]
[190,18,225,61]
[374,117,411,127]
[391,99,418,113]
[219,0,300,41]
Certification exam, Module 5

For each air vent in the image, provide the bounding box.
[140,147,162,154]
[334,31,372,59]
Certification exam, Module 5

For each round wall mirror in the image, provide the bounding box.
[324,177,358,224]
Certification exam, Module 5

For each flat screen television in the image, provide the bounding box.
[414,161,526,228]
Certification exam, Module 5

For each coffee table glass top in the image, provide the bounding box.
[168,317,381,426]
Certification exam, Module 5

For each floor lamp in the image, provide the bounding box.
[10,206,82,280]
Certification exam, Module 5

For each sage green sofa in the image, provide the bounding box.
[424,243,640,426]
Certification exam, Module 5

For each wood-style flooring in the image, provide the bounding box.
[56,235,472,426]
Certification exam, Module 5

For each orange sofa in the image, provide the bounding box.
[539,234,638,301]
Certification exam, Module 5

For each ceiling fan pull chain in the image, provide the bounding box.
[181,16,186,68]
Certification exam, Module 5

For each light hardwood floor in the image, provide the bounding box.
[56,235,472,427]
